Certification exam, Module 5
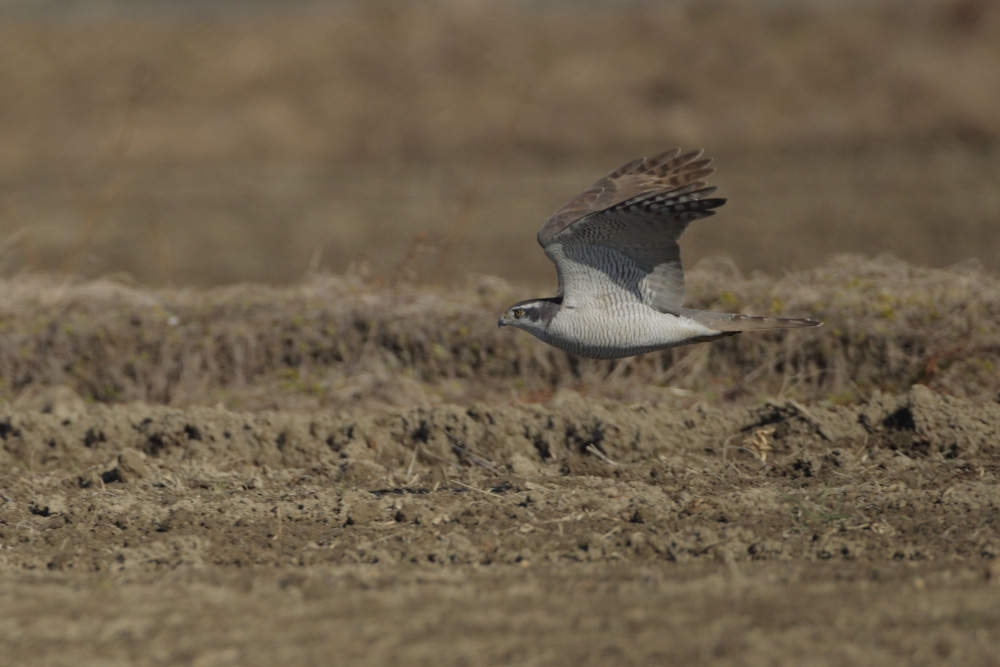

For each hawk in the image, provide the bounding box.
[498,148,820,359]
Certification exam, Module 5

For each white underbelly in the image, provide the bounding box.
[545,304,717,359]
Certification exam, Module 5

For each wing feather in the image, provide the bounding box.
[538,149,725,314]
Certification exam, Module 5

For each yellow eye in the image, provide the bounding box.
[513,308,524,319]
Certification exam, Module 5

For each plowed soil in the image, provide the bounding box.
[3,385,999,665]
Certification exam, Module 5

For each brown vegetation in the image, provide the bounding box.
[0,1,998,285]
[0,254,997,411]
[1,1,998,168]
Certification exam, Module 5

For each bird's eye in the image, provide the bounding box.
[513,308,524,319]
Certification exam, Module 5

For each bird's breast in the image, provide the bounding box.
[544,304,706,359]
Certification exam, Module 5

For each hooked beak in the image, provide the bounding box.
[497,315,507,328]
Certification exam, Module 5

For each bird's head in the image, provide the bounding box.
[497,297,561,335]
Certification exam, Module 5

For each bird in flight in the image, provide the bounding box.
[498,148,820,359]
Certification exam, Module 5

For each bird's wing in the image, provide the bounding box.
[538,149,725,314]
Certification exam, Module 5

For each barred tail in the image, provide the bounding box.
[681,308,822,333]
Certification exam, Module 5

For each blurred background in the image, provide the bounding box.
[0,0,998,288]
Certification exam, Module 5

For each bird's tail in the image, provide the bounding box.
[681,309,822,332]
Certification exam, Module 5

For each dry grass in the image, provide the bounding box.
[1,1,997,168]
[0,1,998,285]
[1,255,997,411]
[0,3,997,403]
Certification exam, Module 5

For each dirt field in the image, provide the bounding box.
[0,257,997,665]
[2,1,1000,665]
[3,385,1000,665]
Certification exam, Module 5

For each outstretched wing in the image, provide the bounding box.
[538,149,725,315]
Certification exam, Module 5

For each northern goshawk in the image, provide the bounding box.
[498,148,820,359]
